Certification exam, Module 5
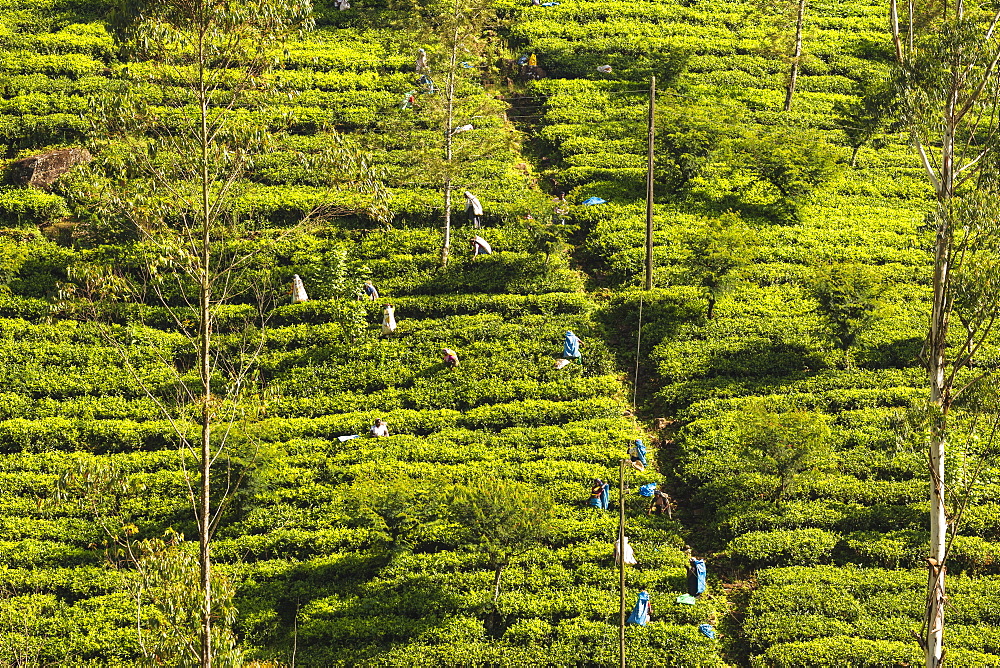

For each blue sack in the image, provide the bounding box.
[687,558,706,596]
[639,483,657,497]
[581,196,607,205]
[699,623,715,639]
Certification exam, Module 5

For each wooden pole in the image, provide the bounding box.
[633,297,643,407]
[619,459,627,668]
[644,76,655,291]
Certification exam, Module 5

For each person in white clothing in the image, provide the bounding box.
[470,235,492,256]
[464,191,484,228]
[291,274,308,304]
[370,419,389,437]
[614,535,637,565]
[381,304,397,336]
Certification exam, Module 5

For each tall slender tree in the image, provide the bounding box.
[890,1,1000,665]
[755,0,811,111]
[397,0,502,265]
[61,2,386,665]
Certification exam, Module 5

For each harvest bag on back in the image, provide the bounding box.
[687,558,706,596]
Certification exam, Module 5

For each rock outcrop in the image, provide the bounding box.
[8,147,92,190]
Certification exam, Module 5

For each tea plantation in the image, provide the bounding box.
[0,0,993,665]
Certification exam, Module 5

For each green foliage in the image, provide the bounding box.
[0,0,985,662]
[734,405,832,498]
[655,102,729,197]
[134,533,244,668]
[679,212,751,319]
[0,187,68,227]
[734,126,842,221]
[446,478,555,570]
[727,528,840,568]
[809,262,882,354]
[834,73,902,166]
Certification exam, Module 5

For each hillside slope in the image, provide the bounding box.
[0,0,726,666]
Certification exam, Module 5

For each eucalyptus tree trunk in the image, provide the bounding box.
[890,0,1000,664]
[783,0,805,111]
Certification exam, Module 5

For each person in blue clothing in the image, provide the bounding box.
[626,589,651,626]
[563,330,582,363]
[588,478,609,509]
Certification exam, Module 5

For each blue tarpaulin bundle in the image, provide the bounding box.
[639,483,657,497]
[687,558,707,596]
[581,196,606,205]
[699,623,715,639]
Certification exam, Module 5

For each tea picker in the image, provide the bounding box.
[562,330,582,363]
[369,419,389,437]
[614,535,637,565]
[336,0,350,9]
[362,280,379,301]
[464,191,484,228]
[589,478,610,509]
[628,439,646,471]
[291,274,309,304]
[419,74,437,94]
[441,348,460,368]
[687,556,706,597]
[470,235,492,256]
[648,489,673,517]
[381,303,397,335]
[553,192,568,224]
[416,48,429,73]
[626,590,651,626]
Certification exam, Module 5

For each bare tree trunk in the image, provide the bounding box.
[783,0,805,112]
[197,27,213,668]
[491,564,504,604]
[442,17,460,267]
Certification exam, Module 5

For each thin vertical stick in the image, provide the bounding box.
[644,76,655,290]
[633,297,644,407]
[784,0,806,112]
[619,459,627,668]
